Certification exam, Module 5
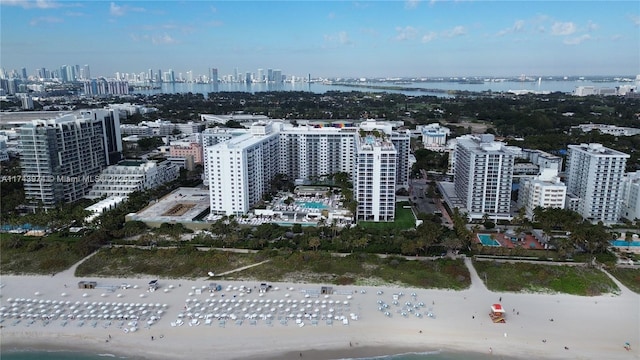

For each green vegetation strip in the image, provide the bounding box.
[473,260,619,296]
[74,247,470,289]
[75,246,255,278]
[358,202,415,230]
[0,235,87,275]
[607,267,640,294]
[220,251,470,290]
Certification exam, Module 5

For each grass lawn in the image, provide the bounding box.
[358,202,415,230]
[607,267,640,294]
[473,260,619,296]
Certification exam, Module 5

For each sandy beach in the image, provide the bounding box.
[1,257,638,360]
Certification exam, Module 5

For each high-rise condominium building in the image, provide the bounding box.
[621,171,640,221]
[207,123,280,215]
[18,110,122,207]
[565,143,629,224]
[206,120,410,221]
[202,127,250,186]
[355,132,397,222]
[453,134,515,221]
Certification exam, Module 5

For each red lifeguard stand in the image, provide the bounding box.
[489,303,506,323]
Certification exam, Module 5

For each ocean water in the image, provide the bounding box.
[0,349,521,360]
[0,350,126,360]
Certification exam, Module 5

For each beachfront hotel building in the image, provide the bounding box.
[18,109,122,207]
[206,122,279,215]
[202,127,249,186]
[86,159,179,199]
[205,120,410,221]
[453,134,515,221]
[565,143,629,224]
[517,168,567,220]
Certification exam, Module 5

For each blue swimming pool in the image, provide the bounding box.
[296,201,326,209]
[611,240,640,247]
[477,234,501,247]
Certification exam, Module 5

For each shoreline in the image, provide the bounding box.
[1,274,638,360]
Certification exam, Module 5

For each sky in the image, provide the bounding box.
[1,0,639,79]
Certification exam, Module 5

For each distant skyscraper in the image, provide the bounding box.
[257,69,264,82]
[170,69,175,83]
[273,69,282,83]
[157,69,162,83]
[83,65,90,80]
[234,68,239,82]
[210,68,218,83]
[21,67,27,80]
[267,68,273,82]
[60,65,69,82]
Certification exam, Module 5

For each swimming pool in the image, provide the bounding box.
[296,201,327,209]
[610,240,640,247]
[477,234,501,247]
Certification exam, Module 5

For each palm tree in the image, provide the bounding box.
[625,232,633,252]
[308,237,321,251]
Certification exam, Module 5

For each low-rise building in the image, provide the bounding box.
[86,159,179,199]
[417,123,450,152]
[518,169,567,220]
[170,142,203,164]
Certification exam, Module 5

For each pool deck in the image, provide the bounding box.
[475,232,545,250]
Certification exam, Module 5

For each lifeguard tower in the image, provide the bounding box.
[489,303,506,323]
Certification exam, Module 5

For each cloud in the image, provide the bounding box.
[497,20,525,36]
[442,25,466,38]
[551,21,576,36]
[29,16,63,25]
[360,27,378,37]
[631,15,640,26]
[611,34,623,41]
[394,26,418,41]
[586,20,599,32]
[65,11,85,16]
[210,6,217,13]
[152,34,177,45]
[405,0,420,9]
[110,2,144,17]
[323,31,352,45]
[0,0,61,9]
[421,31,437,43]
[563,34,590,45]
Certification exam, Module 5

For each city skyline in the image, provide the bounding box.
[1,1,639,79]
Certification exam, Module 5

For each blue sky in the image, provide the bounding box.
[1,0,639,78]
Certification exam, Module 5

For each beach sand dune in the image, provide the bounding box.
[1,269,638,360]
